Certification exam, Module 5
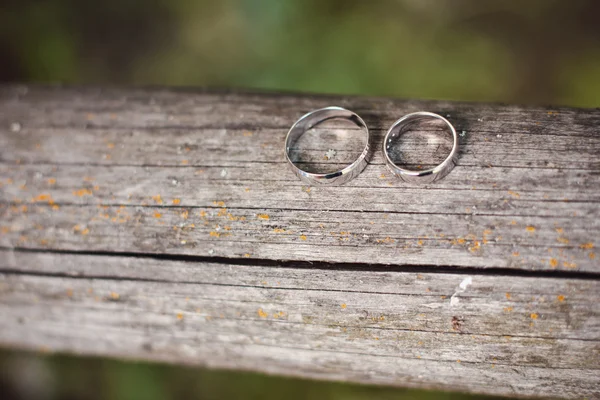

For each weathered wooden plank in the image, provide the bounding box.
[0,250,598,398]
[0,86,599,397]
[0,86,598,272]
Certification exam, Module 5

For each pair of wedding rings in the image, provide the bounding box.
[284,107,459,185]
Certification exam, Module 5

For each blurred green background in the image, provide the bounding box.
[1,0,598,399]
[1,0,600,107]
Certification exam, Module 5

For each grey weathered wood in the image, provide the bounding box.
[0,85,599,398]
[0,250,599,398]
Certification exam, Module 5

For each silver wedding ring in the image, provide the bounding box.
[285,107,370,185]
[383,112,458,183]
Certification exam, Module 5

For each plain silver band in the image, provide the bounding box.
[285,107,370,185]
[383,112,458,184]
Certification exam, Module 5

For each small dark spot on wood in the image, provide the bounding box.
[451,316,464,332]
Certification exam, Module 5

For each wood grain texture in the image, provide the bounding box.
[0,85,598,271]
[0,250,599,399]
[0,85,599,398]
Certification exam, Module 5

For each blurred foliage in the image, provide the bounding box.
[1,0,600,106]
[0,350,508,400]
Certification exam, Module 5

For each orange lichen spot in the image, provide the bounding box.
[508,190,520,198]
[152,194,163,204]
[199,210,207,218]
[563,261,577,269]
[555,227,564,234]
[457,238,466,245]
[557,237,569,244]
[176,313,184,320]
[341,303,347,309]
[547,111,558,115]
[468,241,481,253]
[109,292,120,300]
[510,221,517,226]
[73,188,93,197]
[549,258,558,268]
[590,252,596,260]
[243,131,253,137]
[557,295,565,302]
[33,194,52,203]
[273,228,286,233]
[257,214,270,220]
[257,308,268,318]
[47,178,56,185]
[300,235,307,241]
[224,226,231,231]
[505,292,511,300]
[526,226,536,233]
[503,306,513,312]
[483,229,493,236]
[530,313,538,320]
[81,228,89,235]
[456,360,461,363]
[417,240,424,246]
[66,289,73,297]
[243,253,251,258]
[20,205,28,212]
[40,239,48,245]
[579,242,594,250]
[245,188,250,192]
[209,231,221,237]
[440,295,447,300]
[107,142,115,149]
[181,210,189,219]
[512,252,520,257]
[213,201,226,207]
[379,174,386,179]
[153,212,162,219]
[181,159,189,165]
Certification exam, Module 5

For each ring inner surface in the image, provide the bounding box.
[287,111,368,174]
[386,115,453,172]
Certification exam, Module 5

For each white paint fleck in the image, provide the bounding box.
[208,249,214,255]
[10,122,21,132]
[459,130,466,137]
[220,169,227,177]
[497,134,502,138]
[450,276,472,306]
[180,240,187,244]
[325,149,337,160]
